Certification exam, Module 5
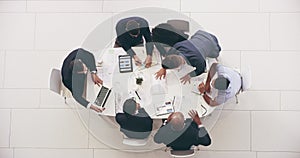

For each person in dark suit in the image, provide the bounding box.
[115,98,153,139]
[155,30,221,84]
[115,17,154,67]
[61,48,105,113]
[154,110,211,150]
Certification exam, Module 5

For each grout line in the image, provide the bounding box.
[179,0,182,12]
[1,50,6,88]
[38,89,42,108]
[9,109,13,148]
[13,147,15,158]
[256,151,258,158]
[258,0,261,12]
[240,50,242,71]
[92,148,95,158]
[279,91,282,111]
[268,13,271,51]
[101,0,104,13]
[33,13,37,50]
[250,111,252,152]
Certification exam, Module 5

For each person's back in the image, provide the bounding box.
[189,30,221,59]
[154,111,211,150]
[115,99,153,139]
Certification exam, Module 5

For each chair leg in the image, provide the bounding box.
[64,97,67,104]
[235,95,239,104]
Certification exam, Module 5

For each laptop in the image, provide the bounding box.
[94,86,111,107]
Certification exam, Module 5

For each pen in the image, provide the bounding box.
[135,91,141,100]
[172,96,175,105]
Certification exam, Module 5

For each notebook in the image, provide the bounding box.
[94,86,111,107]
[155,101,175,116]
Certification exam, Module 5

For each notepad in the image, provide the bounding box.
[155,101,175,116]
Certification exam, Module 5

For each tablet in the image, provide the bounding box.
[118,55,133,73]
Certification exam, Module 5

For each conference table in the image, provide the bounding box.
[86,47,216,119]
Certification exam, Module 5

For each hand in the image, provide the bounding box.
[133,55,142,66]
[155,68,166,80]
[136,103,141,109]
[198,82,206,94]
[188,110,202,125]
[91,74,103,86]
[144,55,152,68]
[180,74,191,84]
[90,105,105,113]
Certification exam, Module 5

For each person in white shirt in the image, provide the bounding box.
[198,63,242,106]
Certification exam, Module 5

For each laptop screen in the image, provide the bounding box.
[94,86,111,107]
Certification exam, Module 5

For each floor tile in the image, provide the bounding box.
[0,110,10,147]
[270,13,300,50]
[10,109,89,148]
[27,1,102,13]
[223,91,280,111]
[0,13,35,50]
[182,0,259,12]
[281,91,300,111]
[0,89,40,109]
[191,13,269,51]
[257,152,300,158]
[252,111,300,152]
[241,51,300,90]
[0,149,13,158]
[203,111,251,150]
[14,149,93,158]
[0,1,26,12]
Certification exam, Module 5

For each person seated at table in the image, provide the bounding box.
[115,16,154,67]
[198,63,242,106]
[155,30,221,84]
[154,110,211,150]
[115,98,153,139]
[152,23,188,57]
[61,48,105,113]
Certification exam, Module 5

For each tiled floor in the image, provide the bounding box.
[0,0,300,158]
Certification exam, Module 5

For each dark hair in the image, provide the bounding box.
[126,20,140,36]
[214,77,230,90]
[162,55,182,69]
[152,23,188,47]
[123,98,137,116]
[69,59,84,74]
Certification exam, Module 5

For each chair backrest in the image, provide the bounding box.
[49,68,62,95]
[170,149,195,158]
[241,66,252,91]
[167,19,190,33]
[122,136,148,146]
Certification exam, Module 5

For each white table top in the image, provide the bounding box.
[86,47,215,119]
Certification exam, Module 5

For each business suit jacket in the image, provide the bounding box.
[61,48,97,108]
[116,108,153,139]
[154,119,211,150]
[115,17,154,57]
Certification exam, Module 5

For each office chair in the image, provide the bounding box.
[122,135,148,146]
[167,19,190,34]
[164,146,199,158]
[235,66,252,104]
[49,68,72,104]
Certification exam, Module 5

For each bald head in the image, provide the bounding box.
[168,112,185,131]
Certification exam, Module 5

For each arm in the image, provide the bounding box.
[142,27,154,56]
[117,35,137,57]
[202,92,221,107]
[77,49,97,72]
[205,63,218,86]
[196,127,212,146]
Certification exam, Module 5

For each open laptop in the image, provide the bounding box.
[94,86,111,107]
